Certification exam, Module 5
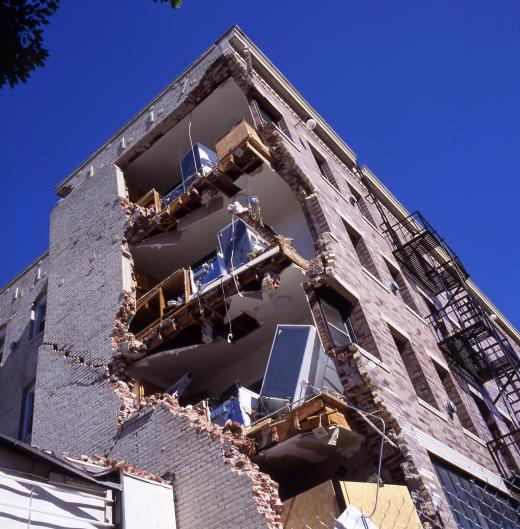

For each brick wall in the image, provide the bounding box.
[245,68,513,526]
[110,403,281,529]
[2,27,517,529]
[31,162,127,455]
[0,254,48,439]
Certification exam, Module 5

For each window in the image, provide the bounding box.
[347,185,376,225]
[31,296,46,338]
[433,457,520,529]
[342,221,381,279]
[310,145,338,188]
[316,287,356,347]
[421,294,450,338]
[433,362,478,434]
[471,394,502,441]
[0,326,5,366]
[19,381,35,442]
[256,100,291,138]
[384,259,420,312]
[390,327,439,409]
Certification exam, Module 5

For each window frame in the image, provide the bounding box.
[316,287,357,348]
[389,326,440,410]
[19,380,36,442]
[255,99,292,139]
[309,144,339,188]
[342,219,382,280]
[30,295,47,339]
[347,184,377,225]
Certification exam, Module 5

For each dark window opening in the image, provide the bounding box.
[31,298,46,338]
[347,185,376,225]
[316,287,356,347]
[421,294,449,338]
[433,362,478,434]
[421,294,437,316]
[390,329,439,409]
[19,381,35,442]
[0,327,5,366]
[256,100,291,138]
[310,145,338,188]
[433,457,520,529]
[343,221,381,279]
[472,395,502,441]
[385,261,420,313]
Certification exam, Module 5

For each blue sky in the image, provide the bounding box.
[0,1,519,327]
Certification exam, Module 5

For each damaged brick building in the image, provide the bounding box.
[1,25,519,529]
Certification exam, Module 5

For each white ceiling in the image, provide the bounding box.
[131,163,315,280]
[125,78,253,195]
[130,265,312,398]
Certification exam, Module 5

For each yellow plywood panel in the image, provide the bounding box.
[339,481,422,529]
[282,480,340,529]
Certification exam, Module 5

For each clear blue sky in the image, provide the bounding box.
[1,1,519,327]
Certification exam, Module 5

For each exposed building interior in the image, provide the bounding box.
[3,26,520,529]
[116,77,385,504]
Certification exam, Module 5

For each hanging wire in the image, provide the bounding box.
[219,277,233,343]
[187,117,198,193]
[301,383,385,521]
[229,213,244,298]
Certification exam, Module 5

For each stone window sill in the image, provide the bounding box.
[462,427,487,446]
[275,125,301,152]
[351,344,390,373]
[405,304,429,326]
[320,173,343,196]
[361,267,390,293]
[417,397,448,422]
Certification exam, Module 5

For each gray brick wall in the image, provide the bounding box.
[31,162,127,455]
[110,404,270,529]
[0,254,48,440]
[2,26,518,529]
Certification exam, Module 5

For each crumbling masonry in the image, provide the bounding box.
[1,25,520,529]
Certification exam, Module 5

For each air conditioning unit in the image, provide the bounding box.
[191,250,226,292]
[390,280,400,294]
[444,400,458,417]
[162,144,217,208]
[217,218,267,273]
[258,325,343,415]
[347,194,357,206]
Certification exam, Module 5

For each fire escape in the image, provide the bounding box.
[359,170,520,489]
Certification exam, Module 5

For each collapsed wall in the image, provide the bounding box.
[29,31,463,529]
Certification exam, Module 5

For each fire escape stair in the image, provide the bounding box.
[359,187,520,482]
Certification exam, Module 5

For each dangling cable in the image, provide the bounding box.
[220,278,233,343]
[302,382,385,522]
[229,214,244,298]
[187,118,197,194]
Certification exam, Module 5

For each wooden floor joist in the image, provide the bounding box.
[130,242,307,353]
[128,120,273,244]
[247,392,362,452]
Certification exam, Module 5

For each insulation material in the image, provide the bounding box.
[339,481,422,529]
[282,480,341,528]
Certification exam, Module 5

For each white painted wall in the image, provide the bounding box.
[0,469,111,529]
[121,474,176,529]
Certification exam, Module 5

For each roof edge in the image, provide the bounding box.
[54,25,240,196]
[361,165,520,344]
[0,250,49,295]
